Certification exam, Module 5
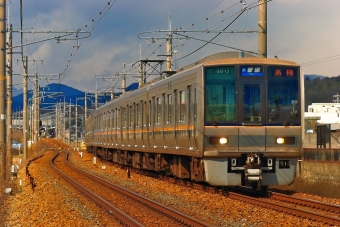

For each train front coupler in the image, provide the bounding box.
[244,154,262,190]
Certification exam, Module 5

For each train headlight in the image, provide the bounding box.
[276,137,296,145]
[220,137,228,145]
[208,136,228,145]
[276,137,284,144]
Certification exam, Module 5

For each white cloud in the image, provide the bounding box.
[11,0,340,91]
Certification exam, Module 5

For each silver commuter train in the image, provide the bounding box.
[85,52,304,190]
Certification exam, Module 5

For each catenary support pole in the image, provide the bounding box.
[23,56,28,159]
[0,0,6,178]
[6,23,13,176]
[258,0,267,58]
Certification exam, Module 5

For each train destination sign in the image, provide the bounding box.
[271,67,296,77]
[240,66,264,76]
[212,67,232,74]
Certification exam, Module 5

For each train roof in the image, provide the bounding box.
[91,51,300,114]
[177,51,299,72]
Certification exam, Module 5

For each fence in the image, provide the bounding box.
[302,148,340,162]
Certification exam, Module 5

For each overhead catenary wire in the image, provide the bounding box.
[301,54,340,66]
[124,0,244,82]
[99,0,272,91]
[177,8,247,60]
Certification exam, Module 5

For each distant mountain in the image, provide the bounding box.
[12,87,22,96]
[13,83,84,111]
[12,82,139,111]
[304,75,340,111]
[304,74,326,80]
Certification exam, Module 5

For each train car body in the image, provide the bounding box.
[85,52,304,190]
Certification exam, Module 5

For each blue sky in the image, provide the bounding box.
[9,0,340,92]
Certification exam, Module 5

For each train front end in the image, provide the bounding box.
[202,59,303,190]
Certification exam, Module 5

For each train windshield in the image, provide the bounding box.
[267,66,300,125]
[243,84,262,122]
[204,66,236,126]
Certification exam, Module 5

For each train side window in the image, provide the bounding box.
[106,112,109,128]
[100,114,102,130]
[194,86,197,123]
[187,86,191,122]
[100,114,103,130]
[109,111,111,129]
[107,112,109,128]
[129,105,133,128]
[143,101,147,126]
[98,114,100,131]
[167,94,172,124]
[117,108,121,129]
[136,103,140,127]
[105,112,107,128]
[123,107,127,128]
[107,112,110,129]
[109,111,112,129]
[162,94,165,126]
[113,109,115,129]
[156,97,161,125]
[174,90,177,124]
[179,90,186,122]
[148,100,152,126]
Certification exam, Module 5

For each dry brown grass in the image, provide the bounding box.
[12,129,23,144]
[0,171,7,227]
[272,176,338,197]
[1,129,45,227]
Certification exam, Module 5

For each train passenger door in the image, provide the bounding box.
[238,80,266,149]
[187,85,197,151]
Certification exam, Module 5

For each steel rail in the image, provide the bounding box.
[86,146,340,226]
[65,152,213,227]
[269,191,340,214]
[50,152,143,227]
[156,174,340,226]
[228,192,340,226]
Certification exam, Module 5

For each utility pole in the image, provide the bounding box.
[23,56,28,159]
[333,93,340,103]
[258,0,267,58]
[84,93,87,122]
[6,23,13,173]
[166,13,172,72]
[69,99,71,145]
[63,97,65,143]
[139,44,143,88]
[95,80,98,109]
[0,0,6,178]
[76,98,78,149]
[33,74,39,143]
[122,65,126,95]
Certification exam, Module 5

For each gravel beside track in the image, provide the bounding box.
[2,143,340,226]
[69,151,335,226]
[3,150,118,227]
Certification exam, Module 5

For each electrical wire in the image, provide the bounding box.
[301,54,340,66]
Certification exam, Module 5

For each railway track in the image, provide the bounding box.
[51,150,212,227]
[230,192,340,226]
[267,191,340,217]
[160,176,340,226]
[268,191,340,214]
[184,180,340,225]
[94,150,340,226]
[40,140,339,226]
[92,158,340,226]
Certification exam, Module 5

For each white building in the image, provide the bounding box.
[305,103,340,130]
